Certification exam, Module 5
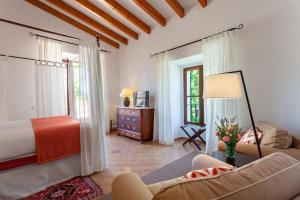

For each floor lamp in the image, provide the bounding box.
[203,70,262,158]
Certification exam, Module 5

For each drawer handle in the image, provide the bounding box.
[121,117,124,120]
[127,118,130,121]
[133,127,136,130]
[133,118,136,122]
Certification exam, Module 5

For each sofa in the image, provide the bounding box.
[112,152,300,200]
[218,121,300,160]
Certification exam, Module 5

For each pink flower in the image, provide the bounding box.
[223,136,230,143]
[237,134,242,141]
[215,132,220,136]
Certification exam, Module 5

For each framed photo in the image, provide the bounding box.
[133,91,149,107]
[136,99,145,107]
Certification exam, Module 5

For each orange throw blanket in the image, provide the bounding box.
[31,116,80,164]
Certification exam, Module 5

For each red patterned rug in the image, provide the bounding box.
[21,177,103,200]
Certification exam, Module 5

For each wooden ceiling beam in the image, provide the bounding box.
[165,0,184,18]
[47,0,128,45]
[104,0,151,34]
[132,0,166,27]
[25,0,119,48]
[198,0,207,8]
[76,0,138,40]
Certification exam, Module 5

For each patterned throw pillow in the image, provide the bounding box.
[184,166,234,179]
[238,127,263,144]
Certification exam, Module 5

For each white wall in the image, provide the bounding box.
[0,0,120,121]
[118,0,300,135]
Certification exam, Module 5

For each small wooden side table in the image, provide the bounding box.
[211,151,259,167]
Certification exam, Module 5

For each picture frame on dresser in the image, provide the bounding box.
[133,91,149,107]
[117,107,154,143]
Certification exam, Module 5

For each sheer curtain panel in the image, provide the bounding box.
[35,38,67,117]
[154,52,174,145]
[99,53,110,134]
[203,31,240,154]
[78,40,107,176]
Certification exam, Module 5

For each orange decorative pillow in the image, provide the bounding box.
[184,166,234,179]
[238,127,263,144]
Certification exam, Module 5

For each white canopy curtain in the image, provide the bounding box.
[77,40,107,176]
[35,38,67,117]
[203,31,240,154]
[69,52,109,133]
[155,52,175,145]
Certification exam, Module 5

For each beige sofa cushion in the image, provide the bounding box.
[217,162,300,200]
[257,121,292,149]
[218,141,300,160]
[153,153,300,200]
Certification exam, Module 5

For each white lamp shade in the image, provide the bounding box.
[120,88,133,97]
[203,73,243,99]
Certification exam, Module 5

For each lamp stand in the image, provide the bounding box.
[123,96,130,107]
[223,70,263,158]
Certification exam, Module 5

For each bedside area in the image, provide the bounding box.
[117,107,154,143]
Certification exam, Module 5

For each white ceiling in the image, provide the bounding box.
[41,0,199,46]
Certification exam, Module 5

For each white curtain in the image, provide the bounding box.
[169,62,184,139]
[154,52,174,145]
[78,40,107,176]
[203,31,240,154]
[0,56,8,121]
[35,38,67,117]
[99,53,110,134]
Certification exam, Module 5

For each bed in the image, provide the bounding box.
[0,120,36,169]
[0,116,81,199]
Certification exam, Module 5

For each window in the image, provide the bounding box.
[71,61,89,118]
[183,66,204,125]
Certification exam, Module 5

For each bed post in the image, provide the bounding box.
[66,58,70,116]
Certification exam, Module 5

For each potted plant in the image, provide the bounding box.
[215,117,242,160]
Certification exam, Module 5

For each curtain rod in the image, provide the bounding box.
[150,24,244,58]
[29,32,112,54]
[0,18,112,55]
[0,18,78,40]
[0,53,66,66]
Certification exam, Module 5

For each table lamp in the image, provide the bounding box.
[203,71,262,158]
[120,88,133,107]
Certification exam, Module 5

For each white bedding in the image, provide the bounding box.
[0,120,36,161]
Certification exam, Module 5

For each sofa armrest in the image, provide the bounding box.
[112,172,153,200]
[192,154,232,170]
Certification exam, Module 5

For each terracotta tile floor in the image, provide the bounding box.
[90,131,205,194]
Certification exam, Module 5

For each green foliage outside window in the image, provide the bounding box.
[189,70,200,124]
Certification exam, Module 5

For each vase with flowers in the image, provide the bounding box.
[215,117,242,160]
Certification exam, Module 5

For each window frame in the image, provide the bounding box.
[183,65,205,126]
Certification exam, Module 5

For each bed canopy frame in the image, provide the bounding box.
[0,17,111,64]
[0,17,110,116]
